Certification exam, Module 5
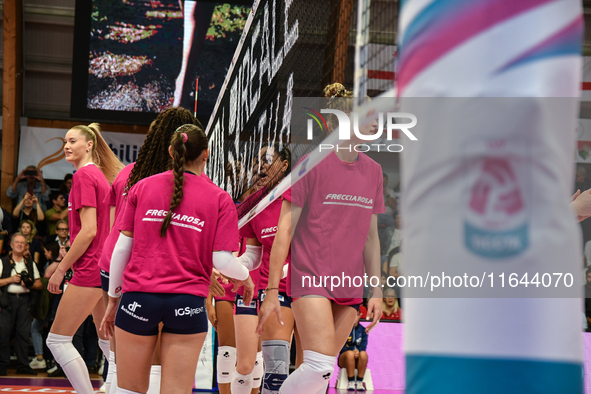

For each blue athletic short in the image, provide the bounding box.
[115,292,207,336]
[234,293,259,316]
[100,269,109,292]
[258,290,292,308]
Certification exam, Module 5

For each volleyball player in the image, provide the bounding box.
[98,108,201,394]
[257,84,383,393]
[100,125,256,394]
[46,123,123,394]
[237,143,298,394]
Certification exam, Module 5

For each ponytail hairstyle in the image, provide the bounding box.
[160,124,208,237]
[126,107,201,193]
[70,123,123,184]
[323,82,354,134]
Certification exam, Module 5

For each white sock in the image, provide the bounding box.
[278,350,335,394]
[252,351,264,389]
[147,365,161,394]
[98,339,111,360]
[47,333,95,394]
[105,351,116,394]
[231,371,253,394]
[111,360,118,394]
[116,388,143,394]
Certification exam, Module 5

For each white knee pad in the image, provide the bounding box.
[46,333,80,367]
[262,340,290,393]
[217,346,236,384]
[146,365,161,394]
[252,351,264,389]
[278,350,335,394]
[231,371,253,394]
[98,339,111,359]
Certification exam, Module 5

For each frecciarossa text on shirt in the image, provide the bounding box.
[323,193,374,207]
[142,209,205,231]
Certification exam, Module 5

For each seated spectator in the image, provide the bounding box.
[0,207,13,256]
[7,166,50,211]
[59,174,73,206]
[0,233,42,375]
[19,220,42,264]
[45,192,68,236]
[13,193,45,234]
[29,241,62,371]
[382,287,402,321]
[44,220,70,247]
[338,308,369,391]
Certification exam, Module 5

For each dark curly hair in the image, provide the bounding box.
[125,107,202,193]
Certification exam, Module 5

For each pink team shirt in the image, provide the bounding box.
[99,163,135,273]
[286,152,384,304]
[118,171,239,297]
[240,197,289,292]
[68,164,111,287]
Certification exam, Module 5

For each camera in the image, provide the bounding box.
[20,270,34,289]
[65,246,70,252]
[24,170,37,176]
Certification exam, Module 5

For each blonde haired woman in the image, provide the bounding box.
[47,123,122,394]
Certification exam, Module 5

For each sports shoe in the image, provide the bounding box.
[347,380,356,391]
[29,358,46,369]
[46,364,58,374]
[99,383,106,393]
[16,367,37,375]
[356,380,367,391]
[48,367,65,377]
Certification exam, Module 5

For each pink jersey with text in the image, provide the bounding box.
[286,152,384,304]
[98,163,135,272]
[68,164,111,287]
[241,197,289,292]
[118,171,239,297]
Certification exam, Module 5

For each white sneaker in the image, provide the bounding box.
[347,380,356,391]
[99,383,106,393]
[29,358,46,370]
[47,365,58,374]
[356,381,366,391]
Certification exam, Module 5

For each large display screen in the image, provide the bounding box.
[71,0,252,124]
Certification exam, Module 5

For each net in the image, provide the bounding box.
[204,0,400,225]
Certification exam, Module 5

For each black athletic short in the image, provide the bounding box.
[258,290,292,308]
[100,269,109,292]
[115,292,207,336]
[234,293,259,316]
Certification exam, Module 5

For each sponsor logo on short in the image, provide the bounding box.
[174,306,204,317]
[237,299,257,308]
[260,293,284,303]
[121,302,148,322]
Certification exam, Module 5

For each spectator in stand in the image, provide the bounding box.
[0,207,14,256]
[30,241,62,370]
[7,166,51,211]
[378,174,397,250]
[584,267,591,333]
[13,193,45,233]
[338,309,369,391]
[0,233,43,375]
[576,166,589,194]
[19,220,42,264]
[44,220,70,248]
[381,287,402,321]
[45,192,68,236]
[59,174,73,206]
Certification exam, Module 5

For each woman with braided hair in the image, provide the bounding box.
[100,124,255,394]
[46,123,123,394]
[98,107,201,394]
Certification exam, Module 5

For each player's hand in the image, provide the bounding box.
[209,269,226,297]
[354,349,360,358]
[48,270,64,294]
[365,297,382,334]
[100,296,119,338]
[206,301,217,330]
[256,290,283,335]
[233,275,254,306]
